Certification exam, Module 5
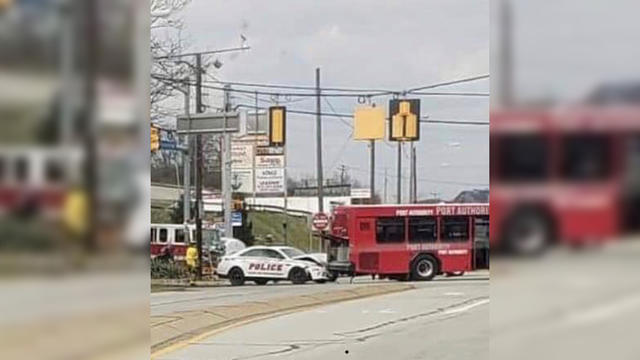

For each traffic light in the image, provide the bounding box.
[389,99,420,141]
[269,106,286,146]
[150,126,160,152]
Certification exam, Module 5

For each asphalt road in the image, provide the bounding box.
[491,238,640,360]
[156,273,489,360]
[151,271,489,316]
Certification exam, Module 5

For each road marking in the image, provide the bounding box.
[444,292,465,296]
[443,298,490,315]
[564,292,640,327]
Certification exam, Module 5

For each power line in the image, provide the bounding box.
[345,164,488,187]
[406,74,490,93]
[205,79,395,93]
[154,74,490,99]
[235,104,488,126]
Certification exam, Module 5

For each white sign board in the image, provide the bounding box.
[231,169,254,193]
[256,168,285,193]
[351,188,372,199]
[256,155,285,169]
[231,143,254,169]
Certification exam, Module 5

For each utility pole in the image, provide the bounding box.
[500,0,513,107]
[315,68,324,213]
[412,144,417,203]
[383,167,388,204]
[83,0,97,250]
[183,82,191,224]
[396,142,402,204]
[315,68,325,251]
[370,140,375,203]
[223,85,233,241]
[252,91,258,207]
[59,0,74,144]
[195,54,204,280]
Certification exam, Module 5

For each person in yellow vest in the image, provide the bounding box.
[185,243,198,285]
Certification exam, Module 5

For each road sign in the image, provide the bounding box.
[351,188,372,199]
[231,212,242,227]
[354,106,385,140]
[176,112,240,134]
[312,212,330,231]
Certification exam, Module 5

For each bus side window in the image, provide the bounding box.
[159,228,168,243]
[175,229,186,243]
[474,216,490,242]
[15,157,29,183]
[376,217,406,243]
[0,157,5,183]
[151,228,157,243]
[409,217,437,243]
[442,216,469,242]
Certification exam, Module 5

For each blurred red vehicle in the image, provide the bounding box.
[0,146,83,217]
[490,105,640,254]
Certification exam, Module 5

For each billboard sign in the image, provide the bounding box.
[231,143,254,169]
[256,155,284,168]
[256,168,285,193]
[231,168,254,193]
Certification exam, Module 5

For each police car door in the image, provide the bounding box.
[239,248,267,278]
[261,249,289,279]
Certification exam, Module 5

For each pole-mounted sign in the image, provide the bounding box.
[389,99,420,141]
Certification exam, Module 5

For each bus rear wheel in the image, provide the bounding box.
[411,256,438,281]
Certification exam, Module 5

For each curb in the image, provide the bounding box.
[151,283,413,358]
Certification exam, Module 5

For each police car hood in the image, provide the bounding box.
[292,253,328,266]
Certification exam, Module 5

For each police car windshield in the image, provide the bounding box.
[281,247,305,258]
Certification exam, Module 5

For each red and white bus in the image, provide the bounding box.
[150,223,221,260]
[326,204,489,281]
[491,106,640,255]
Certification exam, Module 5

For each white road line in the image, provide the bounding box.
[444,292,465,296]
[443,298,490,315]
[564,293,640,327]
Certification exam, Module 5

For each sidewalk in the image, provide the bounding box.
[151,282,414,357]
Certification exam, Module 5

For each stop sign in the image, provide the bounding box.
[312,212,330,231]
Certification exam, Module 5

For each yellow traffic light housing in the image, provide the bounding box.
[150,126,160,152]
[269,106,286,146]
[389,99,420,141]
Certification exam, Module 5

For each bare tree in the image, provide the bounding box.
[150,0,193,122]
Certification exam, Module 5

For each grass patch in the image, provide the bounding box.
[247,211,319,252]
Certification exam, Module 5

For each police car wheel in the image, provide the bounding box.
[411,256,438,281]
[254,279,268,285]
[289,267,308,285]
[228,267,245,286]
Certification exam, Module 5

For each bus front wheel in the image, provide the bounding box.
[411,256,438,281]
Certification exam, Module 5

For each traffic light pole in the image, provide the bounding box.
[370,140,375,203]
[397,142,402,204]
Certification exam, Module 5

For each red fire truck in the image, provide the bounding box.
[326,204,489,281]
[491,106,640,255]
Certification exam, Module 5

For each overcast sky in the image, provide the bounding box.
[162,0,490,201]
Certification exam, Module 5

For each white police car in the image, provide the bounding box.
[216,246,330,286]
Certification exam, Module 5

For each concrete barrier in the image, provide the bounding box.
[151,283,414,357]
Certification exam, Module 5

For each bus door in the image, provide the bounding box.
[438,216,472,272]
[473,216,490,269]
